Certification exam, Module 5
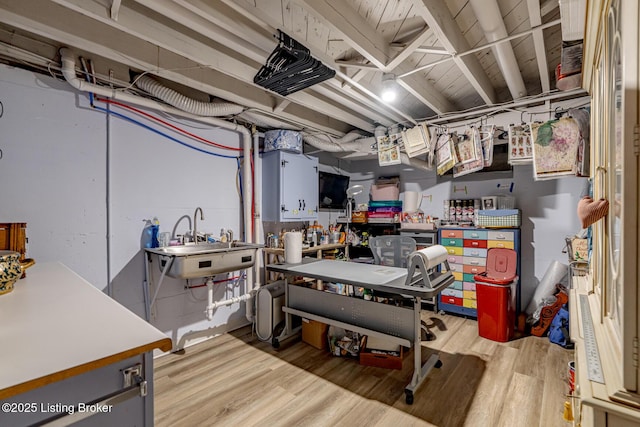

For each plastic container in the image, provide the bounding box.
[474,248,518,342]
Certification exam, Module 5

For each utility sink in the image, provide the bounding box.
[145,242,263,279]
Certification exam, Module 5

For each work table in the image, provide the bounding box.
[0,262,171,426]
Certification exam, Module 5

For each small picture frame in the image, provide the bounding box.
[482,196,497,210]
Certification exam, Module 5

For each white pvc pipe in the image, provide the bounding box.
[206,279,214,321]
[60,47,256,321]
[205,293,253,320]
[469,0,527,99]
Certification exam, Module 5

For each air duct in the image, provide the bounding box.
[134,75,245,117]
[469,0,527,99]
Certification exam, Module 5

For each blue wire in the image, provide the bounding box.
[92,104,239,159]
[236,157,244,199]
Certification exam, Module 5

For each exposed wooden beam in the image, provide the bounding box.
[297,0,391,69]
[385,27,432,71]
[527,0,551,92]
[410,0,497,105]
[297,0,454,114]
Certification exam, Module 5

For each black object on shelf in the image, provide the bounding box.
[254,30,336,96]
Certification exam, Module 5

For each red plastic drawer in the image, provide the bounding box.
[440,295,463,306]
[463,239,488,249]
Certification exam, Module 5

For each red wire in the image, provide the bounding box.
[96,97,242,151]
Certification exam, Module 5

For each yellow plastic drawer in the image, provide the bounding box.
[445,246,464,256]
[487,240,514,249]
[463,290,476,300]
[463,299,477,308]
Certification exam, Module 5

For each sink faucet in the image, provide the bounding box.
[226,229,233,243]
[171,214,192,243]
[193,207,204,244]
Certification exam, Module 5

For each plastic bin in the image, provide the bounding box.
[474,248,518,342]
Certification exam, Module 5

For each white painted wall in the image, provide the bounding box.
[0,65,250,351]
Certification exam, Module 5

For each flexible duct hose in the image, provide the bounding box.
[134,75,245,116]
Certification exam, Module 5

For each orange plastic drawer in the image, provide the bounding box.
[441,229,463,238]
[464,239,488,249]
[463,264,486,275]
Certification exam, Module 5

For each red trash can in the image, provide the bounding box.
[474,248,518,342]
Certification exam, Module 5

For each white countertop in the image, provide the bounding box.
[0,262,171,400]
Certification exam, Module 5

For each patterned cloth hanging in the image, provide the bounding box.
[531,117,581,180]
[452,127,484,178]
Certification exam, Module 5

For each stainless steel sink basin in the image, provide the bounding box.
[145,242,263,279]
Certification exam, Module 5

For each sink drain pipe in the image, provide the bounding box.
[205,278,253,321]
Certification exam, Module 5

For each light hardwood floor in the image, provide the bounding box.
[154,312,574,427]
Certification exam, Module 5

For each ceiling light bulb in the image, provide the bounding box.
[380,73,397,103]
[381,88,396,102]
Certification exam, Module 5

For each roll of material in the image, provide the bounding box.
[404,191,422,213]
[284,232,302,264]
[411,245,448,269]
[525,260,568,315]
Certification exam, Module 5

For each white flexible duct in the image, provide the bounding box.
[134,75,245,116]
[304,127,433,171]
[469,0,527,99]
[303,132,372,152]
[60,47,255,321]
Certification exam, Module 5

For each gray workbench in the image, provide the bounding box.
[266,257,454,404]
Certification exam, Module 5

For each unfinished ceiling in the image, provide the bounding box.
[0,0,581,138]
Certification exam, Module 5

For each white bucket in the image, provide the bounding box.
[404,191,422,212]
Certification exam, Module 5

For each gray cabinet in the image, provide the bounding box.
[262,151,318,222]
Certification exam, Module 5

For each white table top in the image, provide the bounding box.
[0,262,171,399]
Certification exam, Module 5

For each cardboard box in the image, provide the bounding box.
[359,336,403,370]
[301,319,328,350]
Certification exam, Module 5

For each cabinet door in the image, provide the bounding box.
[280,152,318,221]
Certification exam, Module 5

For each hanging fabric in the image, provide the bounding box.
[377,132,401,166]
[401,123,430,158]
[508,124,533,165]
[453,127,484,178]
[531,117,581,180]
[436,133,458,175]
[479,124,495,167]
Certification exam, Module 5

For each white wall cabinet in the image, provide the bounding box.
[262,151,318,222]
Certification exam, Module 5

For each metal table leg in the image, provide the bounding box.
[404,296,442,405]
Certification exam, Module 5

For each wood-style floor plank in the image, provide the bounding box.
[154,312,573,427]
